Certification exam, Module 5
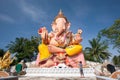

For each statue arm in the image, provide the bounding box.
[72,29,83,44]
[38,27,49,44]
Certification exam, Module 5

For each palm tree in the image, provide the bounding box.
[6,37,40,64]
[0,49,5,57]
[112,55,120,66]
[30,36,40,53]
[84,38,111,63]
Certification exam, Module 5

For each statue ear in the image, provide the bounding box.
[66,22,71,30]
[51,22,56,31]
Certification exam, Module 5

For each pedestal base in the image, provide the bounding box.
[25,64,96,77]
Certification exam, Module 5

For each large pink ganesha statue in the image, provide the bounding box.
[36,10,86,68]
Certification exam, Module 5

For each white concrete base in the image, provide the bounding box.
[25,63,96,77]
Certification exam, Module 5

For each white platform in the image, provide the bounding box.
[25,63,96,77]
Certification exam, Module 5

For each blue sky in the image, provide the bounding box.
[0,0,120,56]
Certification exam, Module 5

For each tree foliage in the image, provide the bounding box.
[6,36,40,64]
[84,37,111,63]
[0,49,5,57]
[112,55,120,66]
[99,19,120,52]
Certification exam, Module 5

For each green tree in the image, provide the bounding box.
[99,19,120,52]
[0,49,5,57]
[84,38,111,63]
[30,36,40,53]
[112,55,120,66]
[6,36,40,64]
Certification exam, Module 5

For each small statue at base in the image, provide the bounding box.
[0,50,14,71]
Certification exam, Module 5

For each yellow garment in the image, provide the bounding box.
[38,43,51,61]
[65,44,82,56]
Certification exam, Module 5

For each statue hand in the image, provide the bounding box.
[77,29,82,34]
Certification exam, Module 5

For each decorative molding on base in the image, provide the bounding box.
[25,64,96,77]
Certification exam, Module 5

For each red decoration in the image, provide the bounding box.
[38,28,42,34]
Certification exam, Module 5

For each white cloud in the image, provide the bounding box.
[18,0,48,22]
[0,13,15,23]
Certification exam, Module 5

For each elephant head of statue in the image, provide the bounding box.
[51,10,71,36]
